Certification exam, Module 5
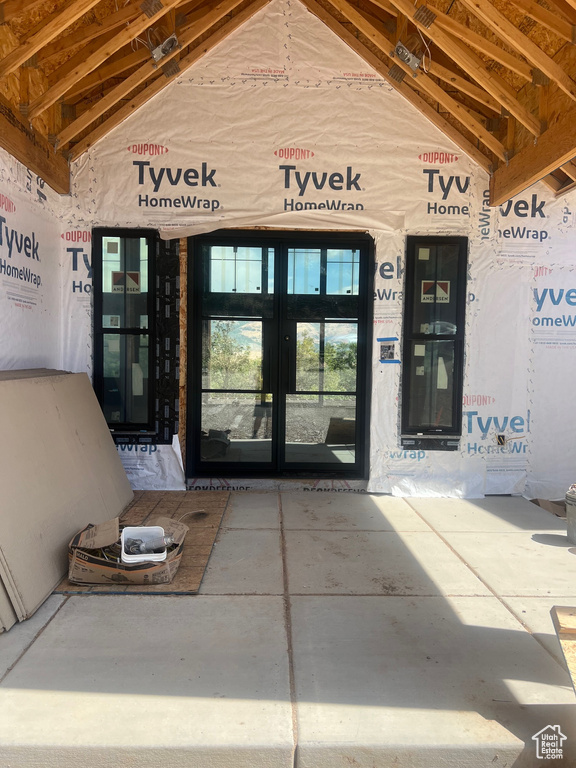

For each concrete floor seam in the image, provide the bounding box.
[278,491,300,763]
[404,498,569,672]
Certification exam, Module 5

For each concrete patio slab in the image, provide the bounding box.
[0,595,294,768]
[224,491,281,529]
[407,496,567,533]
[502,596,570,665]
[281,492,431,531]
[199,528,284,594]
[284,530,491,595]
[290,594,576,767]
[438,531,576,596]
[0,595,66,677]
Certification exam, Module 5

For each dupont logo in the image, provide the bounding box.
[418,151,458,164]
[127,143,169,156]
[274,147,315,160]
[0,194,16,213]
[61,231,91,242]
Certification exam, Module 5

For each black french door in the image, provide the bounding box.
[188,231,373,478]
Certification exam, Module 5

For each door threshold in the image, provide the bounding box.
[186,477,369,492]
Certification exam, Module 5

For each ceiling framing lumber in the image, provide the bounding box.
[301,0,493,172]
[384,0,542,135]
[327,0,506,159]
[490,104,576,203]
[69,0,271,160]
[457,0,576,101]
[0,0,575,204]
[57,0,249,146]
[38,2,142,64]
[0,94,69,193]
[0,0,103,78]
[506,0,575,42]
[27,0,186,119]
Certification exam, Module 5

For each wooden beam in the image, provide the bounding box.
[545,0,576,24]
[426,61,501,112]
[370,0,533,80]
[383,0,541,135]
[326,0,506,159]
[65,48,150,101]
[57,0,248,147]
[0,0,103,79]
[69,0,270,160]
[27,0,186,119]
[0,0,49,24]
[506,0,575,42]
[458,0,576,102]
[490,104,576,204]
[300,0,493,172]
[0,94,69,193]
[38,1,142,64]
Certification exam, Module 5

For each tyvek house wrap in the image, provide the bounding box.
[12,0,574,498]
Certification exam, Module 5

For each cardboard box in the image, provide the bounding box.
[68,517,189,586]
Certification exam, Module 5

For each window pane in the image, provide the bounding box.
[296,322,357,392]
[102,237,149,329]
[102,333,149,425]
[285,394,356,463]
[201,392,273,462]
[406,340,454,429]
[202,319,262,390]
[209,246,271,294]
[326,249,359,295]
[411,244,459,335]
[288,248,321,294]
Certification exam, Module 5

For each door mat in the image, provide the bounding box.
[54,491,229,595]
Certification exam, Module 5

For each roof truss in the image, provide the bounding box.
[0,0,575,203]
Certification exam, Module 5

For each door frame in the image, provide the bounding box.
[185,229,374,480]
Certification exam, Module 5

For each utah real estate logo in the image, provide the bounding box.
[532,725,567,760]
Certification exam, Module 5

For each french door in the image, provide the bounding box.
[188,231,373,478]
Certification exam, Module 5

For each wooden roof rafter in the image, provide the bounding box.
[0,0,575,203]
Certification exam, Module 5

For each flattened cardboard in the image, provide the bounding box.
[68,517,189,586]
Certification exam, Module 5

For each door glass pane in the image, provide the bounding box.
[296,322,357,392]
[102,333,149,424]
[102,237,149,329]
[285,394,356,463]
[407,340,454,429]
[209,246,272,294]
[327,249,359,295]
[201,392,272,462]
[288,248,321,294]
[202,320,262,390]
[411,244,459,335]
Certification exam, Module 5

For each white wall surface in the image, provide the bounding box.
[4,0,575,498]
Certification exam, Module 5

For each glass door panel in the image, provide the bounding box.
[193,234,371,477]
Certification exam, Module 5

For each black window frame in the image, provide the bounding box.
[401,235,467,447]
[92,227,158,440]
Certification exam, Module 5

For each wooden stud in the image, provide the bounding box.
[64,48,150,101]
[382,0,541,135]
[69,0,270,160]
[300,0,493,172]
[0,0,104,79]
[39,2,142,64]
[458,0,576,102]
[57,0,248,147]
[0,0,50,24]
[426,61,501,112]
[490,104,576,204]
[506,0,575,42]
[371,0,533,80]
[27,0,186,120]
[0,92,69,192]
[326,0,506,159]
